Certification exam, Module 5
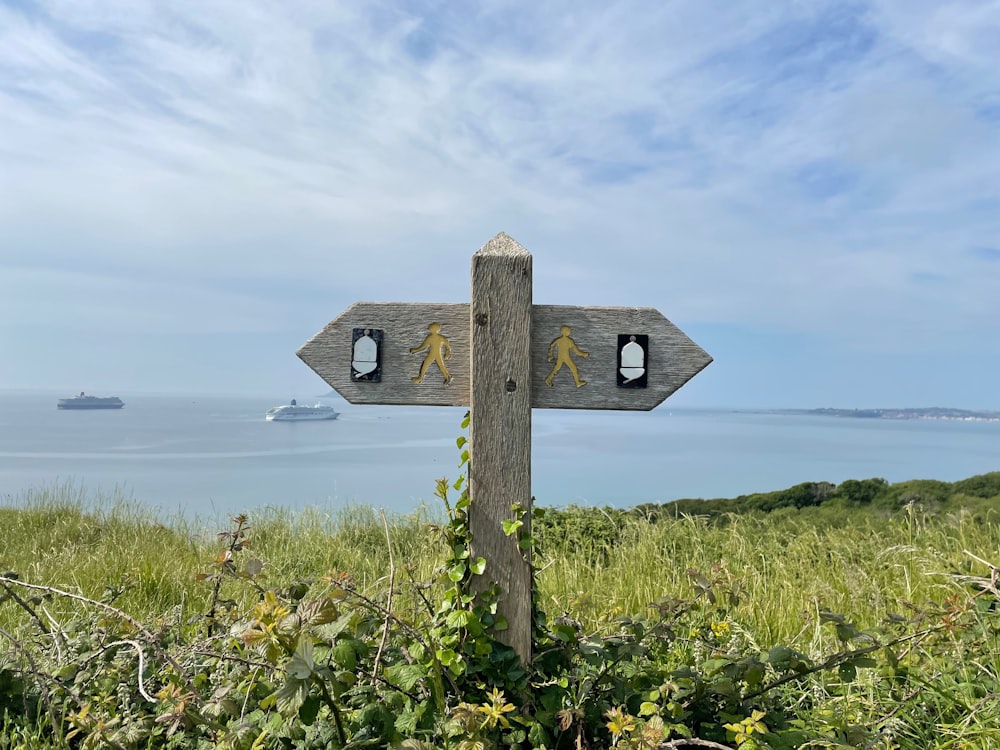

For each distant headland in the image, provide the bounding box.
[770,407,1000,422]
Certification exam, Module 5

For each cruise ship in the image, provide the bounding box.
[57,392,125,410]
[265,399,339,422]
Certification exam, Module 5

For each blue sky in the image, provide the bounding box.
[1,0,997,408]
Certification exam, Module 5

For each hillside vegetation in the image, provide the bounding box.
[638,471,1000,520]
[1,473,998,749]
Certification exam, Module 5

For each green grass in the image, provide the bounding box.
[2,480,999,748]
[0,484,441,629]
[2,483,998,652]
[535,506,1000,647]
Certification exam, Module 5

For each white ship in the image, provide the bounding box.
[57,392,125,410]
[265,399,339,422]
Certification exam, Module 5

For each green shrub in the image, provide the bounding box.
[953,471,1000,499]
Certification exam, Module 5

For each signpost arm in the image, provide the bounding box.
[469,232,534,663]
[298,230,711,666]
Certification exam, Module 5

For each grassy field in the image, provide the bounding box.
[1,480,999,748]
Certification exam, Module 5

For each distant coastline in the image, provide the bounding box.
[321,390,999,423]
[765,407,1000,422]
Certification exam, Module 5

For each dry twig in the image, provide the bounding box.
[96,640,157,703]
[0,575,202,706]
[0,578,50,635]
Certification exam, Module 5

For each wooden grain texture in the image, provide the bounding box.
[468,232,533,664]
[531,305,712,410]
[298,303,710,411]
[297,302,470,406]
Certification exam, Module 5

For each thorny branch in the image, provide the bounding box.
[0,575,203,706]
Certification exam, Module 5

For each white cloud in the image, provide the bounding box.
[0,0,997,399]
[870,0,1000,69]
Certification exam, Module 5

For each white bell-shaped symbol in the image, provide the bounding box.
[353,331,378,375]
[619,336,645,384]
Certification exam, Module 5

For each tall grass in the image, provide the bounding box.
[0,484,440,628]
[3,484,996,657]
[534,505,1000,651]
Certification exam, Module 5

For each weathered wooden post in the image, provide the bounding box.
[297,232,711,663]
[468,236,534,658]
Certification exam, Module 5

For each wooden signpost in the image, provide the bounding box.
[298,232,712,662]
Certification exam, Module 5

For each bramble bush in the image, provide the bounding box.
[1,418,999,748]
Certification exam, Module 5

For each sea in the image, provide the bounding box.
[1,391,997,523]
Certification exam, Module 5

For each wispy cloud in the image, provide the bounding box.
[1,0,997,400]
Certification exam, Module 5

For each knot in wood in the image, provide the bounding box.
[505,377,517,393]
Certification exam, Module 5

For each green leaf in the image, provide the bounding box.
[668,721,692,738]
[436,648,458,666]
[296,598,339,627]
[333,640,359,671]
[702,658,731,675]
[445,609,473,628]
[744,662,766,687]
[385,663,426,692]
[395,707,420,735]
[470,557,486,575]
[767,646,793,668]
[274,678,309,716]
[710,677,736,697]
[838,662,857,682]
[287,638,316,679]
[552,624,577,643]
[322,611,355,639]
[638,701,659,717]
[835,622,861,642]
[257,713,282,736]
[448,563,467,582]
[456,436,467,449]
[298,695,321,726]
[528,723,552,748]
[334,670,357,692]
[501,519,523,536]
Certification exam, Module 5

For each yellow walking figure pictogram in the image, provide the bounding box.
[410,322,452,383]
[545,325,589,387]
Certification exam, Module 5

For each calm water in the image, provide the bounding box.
[0,391,997,521]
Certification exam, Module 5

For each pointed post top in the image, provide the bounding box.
[474,231,531,258]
